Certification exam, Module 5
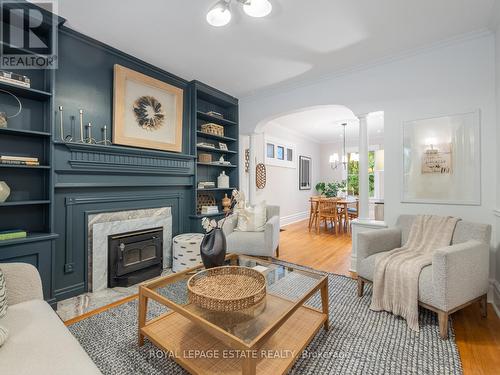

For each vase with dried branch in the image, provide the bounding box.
[200,190,243,268]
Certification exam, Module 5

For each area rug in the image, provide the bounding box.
[68,269,462,375]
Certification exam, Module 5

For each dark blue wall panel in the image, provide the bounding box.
[53,28,196,301]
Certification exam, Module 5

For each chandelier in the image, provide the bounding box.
[207,0,272,27]
[329,123,348,170]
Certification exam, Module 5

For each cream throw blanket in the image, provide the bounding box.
[370,215,460,331]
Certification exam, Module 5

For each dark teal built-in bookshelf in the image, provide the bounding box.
[190,81,239,226]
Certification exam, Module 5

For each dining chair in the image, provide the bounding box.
[317,198,340,234]
[308,196,320,232]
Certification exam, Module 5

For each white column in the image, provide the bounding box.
[357,114,370,221]
[248,133,258,205]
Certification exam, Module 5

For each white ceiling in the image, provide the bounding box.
[267,106,384,144]
[55,0,496,97]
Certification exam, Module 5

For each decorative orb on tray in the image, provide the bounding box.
[187,266,266,312]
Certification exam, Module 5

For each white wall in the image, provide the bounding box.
[248,123,321,226]
[494,5,500,312]
[240,32,498,293]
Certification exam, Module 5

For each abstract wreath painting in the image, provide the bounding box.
[113,64,184,152]
[133,95,165,131]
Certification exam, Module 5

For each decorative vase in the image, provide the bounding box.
[0,181,10,203]
[222,193,231,212]
[200,228,227,269]
[217,170,229,188]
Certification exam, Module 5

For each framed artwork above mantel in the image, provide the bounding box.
[113,64,184,152]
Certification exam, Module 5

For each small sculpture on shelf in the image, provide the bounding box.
[0,181,10,203]
[0,89,22,129]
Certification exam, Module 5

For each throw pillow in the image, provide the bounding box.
[236,203,267,232]
[0,268,6,318]
[0,326,8,347]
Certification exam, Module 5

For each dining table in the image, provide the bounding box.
[309,196,358,233]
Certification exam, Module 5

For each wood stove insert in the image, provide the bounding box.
[108,227,163,288]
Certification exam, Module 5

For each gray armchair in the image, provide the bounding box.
[222,205,280,257]
[356,215,491,339]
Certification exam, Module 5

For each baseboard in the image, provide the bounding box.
[491,279,500,318]
[280,211,309,227]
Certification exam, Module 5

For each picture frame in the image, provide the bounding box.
[299,156,312,190]
[218,142,228,151]
[113,64,184,152]
[402,110,481,205]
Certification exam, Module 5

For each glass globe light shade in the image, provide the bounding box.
[243,0,272,18]
[207,1,232,27]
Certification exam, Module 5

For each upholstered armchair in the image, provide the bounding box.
[356,215,491,339]
[222,205,280,257]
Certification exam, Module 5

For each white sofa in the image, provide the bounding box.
[0,263,101,375]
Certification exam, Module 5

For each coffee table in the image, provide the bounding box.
[138,253,329,375]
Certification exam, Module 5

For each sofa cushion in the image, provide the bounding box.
[235,203,267,232]
[358,253,434,307]
[0,299,101,375]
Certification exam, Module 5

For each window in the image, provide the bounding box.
[347,151,375,197]
[277,146,284,160]
[266,143,274,158]
[264,137,296,168]
[299,156,311,190]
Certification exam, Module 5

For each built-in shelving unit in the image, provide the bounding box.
[0,5,61,305]
[0,74,54,236]
[190,81,239,228]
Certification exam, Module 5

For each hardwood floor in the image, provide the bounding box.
[279,219,500,375]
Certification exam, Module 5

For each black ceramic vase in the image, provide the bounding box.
[200,228,227,269]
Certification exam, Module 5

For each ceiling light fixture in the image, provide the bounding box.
[207,0,272,27]
[206,0,232,27]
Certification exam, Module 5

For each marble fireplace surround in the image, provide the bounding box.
[87,207,172,292]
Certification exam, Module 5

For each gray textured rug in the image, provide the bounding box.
[68,271,462,375]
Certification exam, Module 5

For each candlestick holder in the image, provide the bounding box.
[98,125,112,145]
[84,122,97,144]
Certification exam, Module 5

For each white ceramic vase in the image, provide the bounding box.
[0,181,10,203]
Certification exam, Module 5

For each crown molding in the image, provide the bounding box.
[241,28,493,103]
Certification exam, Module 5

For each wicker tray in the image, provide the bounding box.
[188,266,266,312]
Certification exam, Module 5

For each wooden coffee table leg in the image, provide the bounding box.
[242,356,257,375]
[138,288,148,346]
[320,280,329,331]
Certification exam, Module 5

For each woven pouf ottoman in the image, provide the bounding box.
[172,233,204,272]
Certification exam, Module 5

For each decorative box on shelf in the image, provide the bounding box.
[201,123,224,137]
[198,153,212,163]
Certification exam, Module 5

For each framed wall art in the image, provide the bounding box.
[113,64,184,152]
[299,155,312,190]
[402,110,480,205]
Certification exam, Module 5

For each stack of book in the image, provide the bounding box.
[201,206,219,215]
[0,230,27,241]
[0,155,39,166]
[0,70,30,88]
[198,181,216,189]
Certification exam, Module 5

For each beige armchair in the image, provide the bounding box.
[222,205,280,257]
[356,215,491,339]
